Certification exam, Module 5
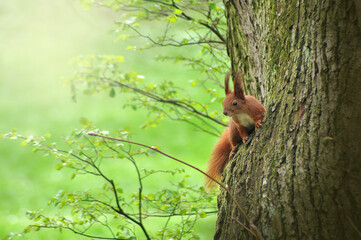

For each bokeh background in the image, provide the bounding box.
[0,1,219,239]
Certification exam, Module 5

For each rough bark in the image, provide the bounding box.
[215,0,361,239]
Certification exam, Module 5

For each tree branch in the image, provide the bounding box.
[127,24,224,47]
[29,225,129,240]
[107,79,227,127]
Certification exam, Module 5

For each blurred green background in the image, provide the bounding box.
[0,0,220,239]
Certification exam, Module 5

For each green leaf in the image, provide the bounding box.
[115,56,125,62]
[146,83,155,90]
[174,9,183,15]
[124,73,130,81]
[180,209,187,215]
[79,117,91,127]
[109,88,116,98]
[168,15,178,23]
[190,79,198,87]
[32,147,39,152]
[147,193,155,199]
[115,34,130,42]
[80,0,93,10]
[199,211,207,218]
[55,163,63,171]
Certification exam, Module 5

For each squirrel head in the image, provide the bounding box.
[222,70,246,117]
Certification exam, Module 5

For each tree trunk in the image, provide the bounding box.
[215,0,361,239]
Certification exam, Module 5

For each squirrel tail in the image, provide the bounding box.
[205,128,232,188]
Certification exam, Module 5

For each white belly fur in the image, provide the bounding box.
[235,113,254,129]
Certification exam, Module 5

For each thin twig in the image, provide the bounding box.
[29,225,129,240]
[88,133,223,187]
[232,217,257,238]
[127,24,224,47]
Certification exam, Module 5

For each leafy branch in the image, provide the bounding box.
[71,0,230,139]
[68,55,227,136]
[104,0,227,46]
[167,0,226,43]
[108,79,227,127]
[94,0,230,101]
[88,132,264,239]
[2,127,217,240]
[127,24,224,48]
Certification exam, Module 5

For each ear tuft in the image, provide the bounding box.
[224,71,231,95]
[233,70,245,100]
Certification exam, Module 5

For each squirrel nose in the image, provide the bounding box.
[223,111,228,116]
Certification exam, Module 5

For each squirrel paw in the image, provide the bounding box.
[242,136,248,143]
[255,120,262,130]
[229,150,236,159]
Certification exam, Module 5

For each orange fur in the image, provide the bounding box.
[205,128,232,188]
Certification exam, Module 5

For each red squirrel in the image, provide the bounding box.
[205,70,266,187]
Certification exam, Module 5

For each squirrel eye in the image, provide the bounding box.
[233,101,238,106]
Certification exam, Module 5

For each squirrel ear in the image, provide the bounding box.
[224,71,231,95]
[233,70,245,100]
